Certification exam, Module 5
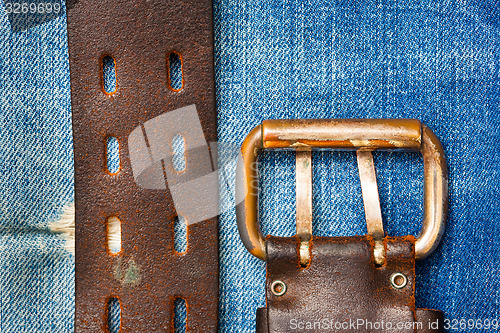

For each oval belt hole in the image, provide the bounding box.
[168,52,183,91]
[107,298,121,333]
[173,298,187,333]
[174,216,188,253]
[107,216,122,254]
[102,55,117,94]
[172,134,186,172]
[106,136,120,174]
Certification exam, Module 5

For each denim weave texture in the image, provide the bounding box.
[0,0,499,332]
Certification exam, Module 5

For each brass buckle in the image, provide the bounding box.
[236,119,448,264]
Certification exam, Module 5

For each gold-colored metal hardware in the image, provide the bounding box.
[271,280,287,296]
[236,119,448,261]
[390,272,408,289]
[356,150,385,266]
[296,150,312,267]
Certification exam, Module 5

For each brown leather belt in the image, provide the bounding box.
[255,236,444,333]
[67,0,219,331]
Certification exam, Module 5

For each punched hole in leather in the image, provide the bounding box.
[237,119,447,333]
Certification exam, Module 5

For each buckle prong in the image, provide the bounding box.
[356,150,385,265]
[296,150,313,266]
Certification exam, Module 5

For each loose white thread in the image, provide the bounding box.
[50,202,75,255]
[49,203,122,254]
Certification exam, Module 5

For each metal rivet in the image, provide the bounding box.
[271,280,287,296]
[390,273,408,289]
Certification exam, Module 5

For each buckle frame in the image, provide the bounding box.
[236,119,448,261]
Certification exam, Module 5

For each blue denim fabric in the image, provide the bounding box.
[107,298,121,333]
[0,1,74,331]
[0,0,499,332]
[215,1,500,332]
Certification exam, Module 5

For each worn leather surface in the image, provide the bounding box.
[257,236,443,333]
[67,0,218,331]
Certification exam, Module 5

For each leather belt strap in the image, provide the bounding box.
[67,0,218,331]
[256,236,444,333]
